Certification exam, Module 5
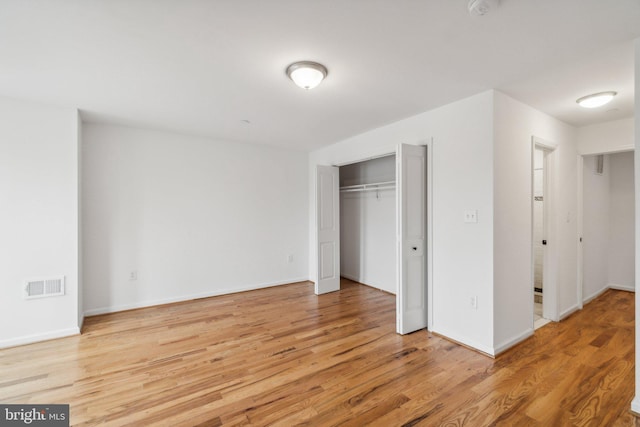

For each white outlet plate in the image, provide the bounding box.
[464,210,478,223]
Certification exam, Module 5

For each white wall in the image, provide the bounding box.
[310,91,495,354]
[608,152,635,290]
[493,91,578,351]
[582,155,612,300]
[633,37,640,416]
[340,190,396,293]
[0,96,80,348]
[577,118,634,155]
[83,123,309,315]
[340,156,396,293]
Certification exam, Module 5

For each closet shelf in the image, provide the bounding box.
[339,180,396,193]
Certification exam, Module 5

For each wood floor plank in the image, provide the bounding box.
[0,281,637,426]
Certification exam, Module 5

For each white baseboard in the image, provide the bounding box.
[583,284,635,307]
[84,277,310,316]
[0,327,80,349]
[583,287,610,305]
[340,272,361,283]
[631,396,640,415]
[494,328,534,356]
[339,274,396,295]
[608,283,635,292]
[559,304,580,321]
[431,326,495,357]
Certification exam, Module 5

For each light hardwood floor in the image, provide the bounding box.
[0,279,637,426]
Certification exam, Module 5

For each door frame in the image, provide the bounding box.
[531,136,559,322]
[426,140,434,331]
[577,154,584,310]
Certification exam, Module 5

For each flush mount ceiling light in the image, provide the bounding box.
[576,91,617,108]
[286,61,328,90]
[468,0,499,16]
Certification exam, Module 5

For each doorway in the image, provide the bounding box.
[531,136,558,327]
[578,151,635,305]
[533,147,551,329]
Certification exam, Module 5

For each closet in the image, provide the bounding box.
[582,151,635,299]
[339,155,396,294]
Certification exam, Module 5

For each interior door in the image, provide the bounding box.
[397,144,427,334]
[316,165,340,294]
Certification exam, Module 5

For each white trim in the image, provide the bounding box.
[609,283,635,292]
[532,136,560,322]
[583,286,610,305]
[84,277,310,316]
[426,138,434,332]
[340,272,360,283]
[432,326,495,356]
[632,396,640,416]
[532,136,558,150]
[581,284,634,306]
[339,274,396,295]
[0,327,80,349]
[577,155,584,310]
[534,317,552,330]
[545,145,560,321]
[633,38,640,419]
[334,151,396,168]
[578,144,634,156]
[559,303,580,321]
[494,328,535,355]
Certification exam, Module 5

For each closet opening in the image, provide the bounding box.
[579,151,635,307]
[339,155,397,297]
[315,142,429,334]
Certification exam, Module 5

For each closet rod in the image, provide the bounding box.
[339,180,396,193]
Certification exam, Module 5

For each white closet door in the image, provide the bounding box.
[316,165,340,294]
[397,144,427,334]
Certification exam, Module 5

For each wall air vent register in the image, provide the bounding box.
[24,276,65,299]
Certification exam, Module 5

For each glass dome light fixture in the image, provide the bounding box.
[468,0,499,16]
[286,61,328,90]
[576,91,617,108]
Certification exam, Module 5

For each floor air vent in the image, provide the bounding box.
[25,276,65,299]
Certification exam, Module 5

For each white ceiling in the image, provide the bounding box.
[1,1,639,151]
